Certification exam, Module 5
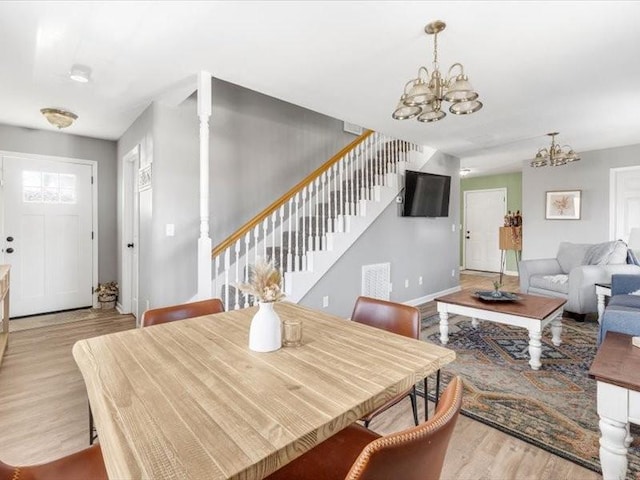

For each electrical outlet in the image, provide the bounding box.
[418,276,423,285]
[404,279,409,288]
[322,296,329,308]
[451,269,456,277]
[451,223,456,232]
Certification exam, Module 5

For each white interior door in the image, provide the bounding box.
[121,146,140,322]
[1,155,94,317]
[464,189,506,272]
[611,166,640,242]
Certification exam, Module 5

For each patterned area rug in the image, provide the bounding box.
[420,313,640,476]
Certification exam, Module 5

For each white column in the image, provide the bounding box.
[197,71,213,300]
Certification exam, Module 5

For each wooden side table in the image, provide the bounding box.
[588,331,640,479]
[0,265,10,367]
[499,226,522,283]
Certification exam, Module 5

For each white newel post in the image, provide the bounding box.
[197,71,213,300]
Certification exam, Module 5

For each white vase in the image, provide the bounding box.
[248,302,282,352]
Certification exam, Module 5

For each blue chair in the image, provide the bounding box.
[598,274,640,345]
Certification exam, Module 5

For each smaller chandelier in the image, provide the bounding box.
[530,132,581,167]
[40,108,78,129]
[392,20,482,124]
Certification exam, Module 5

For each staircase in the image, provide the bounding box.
[211,130,435,310]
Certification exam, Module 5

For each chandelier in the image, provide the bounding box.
[530,132,581,167]
[392,20,482,123]
[40,108,78,129]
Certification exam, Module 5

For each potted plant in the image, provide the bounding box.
[96,282,119,309]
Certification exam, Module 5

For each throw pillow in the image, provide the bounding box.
[583,240,628,265]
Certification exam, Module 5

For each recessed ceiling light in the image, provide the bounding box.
[460,168,471,177]
[69,64,91,83]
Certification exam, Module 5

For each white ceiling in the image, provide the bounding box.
[1,1,639,176]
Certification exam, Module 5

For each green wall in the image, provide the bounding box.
[460,172,522,272]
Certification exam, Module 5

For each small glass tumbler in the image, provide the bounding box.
[282,319,303,347]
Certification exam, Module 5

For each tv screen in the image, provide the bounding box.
[402,171,451,217]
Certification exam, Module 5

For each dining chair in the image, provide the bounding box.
[350,296,421,427]
[89,297,226,444]
[0,444,107,480]
[141,297,225,327]
[265,375,463,480]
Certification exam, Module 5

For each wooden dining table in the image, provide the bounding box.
[73,301,455,480]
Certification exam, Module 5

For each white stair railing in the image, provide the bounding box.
[211,131,421,310]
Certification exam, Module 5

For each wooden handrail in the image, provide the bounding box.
[212,130,374,257]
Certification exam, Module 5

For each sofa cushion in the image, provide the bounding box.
[529,274,570,294]
[556,243,591,273]
[583,240,628,266]
[609,294,640,309]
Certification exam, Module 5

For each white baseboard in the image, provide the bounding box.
[503,270,519,276]
[405,285,462,307]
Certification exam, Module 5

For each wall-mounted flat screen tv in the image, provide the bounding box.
[402,170,451,217]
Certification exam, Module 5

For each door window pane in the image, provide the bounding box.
[22,171,77,204]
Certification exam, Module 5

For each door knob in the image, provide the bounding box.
[6,248,14,254]
[127,243,134,248]
[465,236,470,239]
[6,236,13,242]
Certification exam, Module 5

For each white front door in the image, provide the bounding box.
[464,189,506,272]
[611,166,640,242]
[1,155,94,317]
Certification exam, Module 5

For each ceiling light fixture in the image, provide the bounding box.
[69,64,91,83]
[460,168,471,177]
[530,132,581,167]
[40,108,78,129]
[392,20,482,124]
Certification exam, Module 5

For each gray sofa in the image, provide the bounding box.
[519,241,640,316]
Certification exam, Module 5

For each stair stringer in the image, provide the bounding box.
[284,146,437,303]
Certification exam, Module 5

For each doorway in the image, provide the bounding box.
[610,166,640,242]
[463,188,506,273]
[1,152,97,317]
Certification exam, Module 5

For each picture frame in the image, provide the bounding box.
[545,190,581,220]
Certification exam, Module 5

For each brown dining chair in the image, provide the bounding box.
[351,296,421,427]
[88,297,226,445]
[141,297,225,327]
[265,375,463,480]
[0,444,107,480]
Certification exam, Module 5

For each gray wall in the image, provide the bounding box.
[117,78,355,311]
[0,123,118,283]
[302,151,461,318]
[522,142,640,259]
[209,78,354,245]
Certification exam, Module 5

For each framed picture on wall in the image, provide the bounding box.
[545,190,581,220]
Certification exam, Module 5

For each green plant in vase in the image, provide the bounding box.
[492,280,503,298]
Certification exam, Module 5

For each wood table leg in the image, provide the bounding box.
[551,317,562,346]
[439,311,449,345]
[599,416,629,480]
[528,328,542,370]
[471,317,479,329]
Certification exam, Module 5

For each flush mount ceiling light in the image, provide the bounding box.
[530,132,581,167]
[69,64,91,83]
[392,20,483,124]
[40,108,78,129]
[460,168,471,177]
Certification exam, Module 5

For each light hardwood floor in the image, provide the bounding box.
[0,273,599,479]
